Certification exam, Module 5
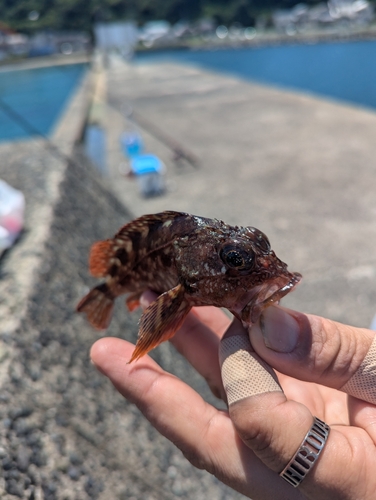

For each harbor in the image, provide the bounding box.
[103,54,376,326]
[1,51,376,498]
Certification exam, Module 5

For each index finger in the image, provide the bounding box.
[90,336,305,500]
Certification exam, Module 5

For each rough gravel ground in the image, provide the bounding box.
[0,62,245,499]
[0,141,244,500]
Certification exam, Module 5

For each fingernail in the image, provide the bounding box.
[258,307,300,353]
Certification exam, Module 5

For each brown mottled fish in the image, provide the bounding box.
[77,211,301,362]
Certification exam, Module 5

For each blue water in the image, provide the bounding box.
[137,40,376,111]
[0,63,86,142]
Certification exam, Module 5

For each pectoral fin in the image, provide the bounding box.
[129,284,191,363]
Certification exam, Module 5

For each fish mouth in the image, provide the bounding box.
[231,272,302,327]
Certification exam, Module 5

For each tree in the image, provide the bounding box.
[0,0,338,34]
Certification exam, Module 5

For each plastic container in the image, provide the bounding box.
[130,154,165,197]
[120,132,144,158]
[85,125,107,176]
[0,180,25,255]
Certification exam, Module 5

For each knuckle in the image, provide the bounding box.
[229,396,302,472]
[230,399,272,452]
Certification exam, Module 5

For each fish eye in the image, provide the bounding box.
[220,246,254,270]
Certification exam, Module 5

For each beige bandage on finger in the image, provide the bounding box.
[219,333,282,406]
[340,334,376,405]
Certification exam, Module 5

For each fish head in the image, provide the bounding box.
[176,220,301,326]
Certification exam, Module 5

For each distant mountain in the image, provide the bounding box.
[0,0,338,34]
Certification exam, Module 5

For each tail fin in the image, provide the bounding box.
[76,284,114,330]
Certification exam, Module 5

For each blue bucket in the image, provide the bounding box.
[120,133,143,158]
[130,154,163,175]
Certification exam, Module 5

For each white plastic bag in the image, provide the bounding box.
[0,179,25,255]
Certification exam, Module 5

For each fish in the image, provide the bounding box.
[77,211,301,362]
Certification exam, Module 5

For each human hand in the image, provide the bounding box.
[90,293,376,500]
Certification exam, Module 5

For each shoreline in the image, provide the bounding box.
[136,25,376,54]
[0,52,90,72]
[1,25,376,71]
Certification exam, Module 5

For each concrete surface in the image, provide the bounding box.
[0,61,244,500]
[105,55,376,328]
[1,52,376,499]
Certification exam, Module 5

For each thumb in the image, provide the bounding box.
[249,306,376,404]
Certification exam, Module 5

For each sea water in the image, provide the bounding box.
[136,40,376,111]
[0,63,86,142]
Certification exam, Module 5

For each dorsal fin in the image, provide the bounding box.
[114,211,189,261]
[88,212,190,279]
[115,211,186,239]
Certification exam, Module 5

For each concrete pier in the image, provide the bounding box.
[106,56,376,328]
[1,54,376,498]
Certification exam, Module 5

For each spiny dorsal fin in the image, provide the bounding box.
[89,212,189,279]
[128,284,191,363]
[115,211,186,239]
[113,211,189,268]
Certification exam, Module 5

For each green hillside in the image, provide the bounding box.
[1,0,333,33]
